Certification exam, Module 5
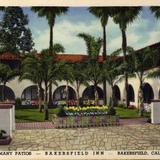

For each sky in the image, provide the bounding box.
[4,7,160,55]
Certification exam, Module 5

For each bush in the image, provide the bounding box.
[0,130,6,139]
[57,106,66,117]
[117,103,126,108]
[107,107,116,115]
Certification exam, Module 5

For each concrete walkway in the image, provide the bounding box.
[1,123,159,151]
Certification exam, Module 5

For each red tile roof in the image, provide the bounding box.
[54,54,104,62]
[0,42,159,62]
[0,52,20,60]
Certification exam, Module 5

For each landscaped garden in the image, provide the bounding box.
[15,106,150,123]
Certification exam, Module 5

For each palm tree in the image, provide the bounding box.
[130,47,156,116]
[31,7,68,105]
[103,52,122,107]
[20,52,62,120]
[20,54,44,112]
[0,63,19,101]
[41,43,65,55]
[71,62,89,106]
[78,33,103,104]
[55,61,74,106]
[150,7,160,18]
[112,7,141,107]
[89,7,119,105]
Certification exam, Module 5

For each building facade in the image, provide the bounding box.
[0,43,160,107]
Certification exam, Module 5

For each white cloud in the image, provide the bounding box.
[32,12,160,54]
[33,19,102,54]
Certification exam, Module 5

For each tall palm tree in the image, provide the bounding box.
[78,33,103,104]
[150,7,160,18]
[31,7,68,105]
[112,7,141,107]
[89,7,118,105]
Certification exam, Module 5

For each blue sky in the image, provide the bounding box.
[5,7,160,54]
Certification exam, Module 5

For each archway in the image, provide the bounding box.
[53,85,76,101]
[0,85,15,101]
[142,83,154,103]
[128,84,135,102]
[82,85,104,100]
[21,85,38,105]
[113,85,121,101]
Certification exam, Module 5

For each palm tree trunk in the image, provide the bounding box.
[76,81,80,106]
[138,79,144,117]
[121,28,129,107]
[44,82,49,120]
[111,83,115,108]
[38,84,43,112]
[94,83,98,105]
[2,82,5,101]
[102,25,107,105]
[66,81,69,106]
[48,24,54,106]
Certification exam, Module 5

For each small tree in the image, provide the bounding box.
[71,62,89,106]
[78,33,103,104]
[103,52,122,107]
[20,54,44,112]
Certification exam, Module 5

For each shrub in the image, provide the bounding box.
[117,103,126,108]
[57,106,66,117]
[107,107,116,115]
[0,130,6,139]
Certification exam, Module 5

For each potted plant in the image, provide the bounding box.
[0,130,12,145]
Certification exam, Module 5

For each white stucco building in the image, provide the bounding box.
[0,42,160,108]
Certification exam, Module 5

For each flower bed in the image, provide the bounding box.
[52,114,119,128]
[52,106,119,128]
[64,106,108,116]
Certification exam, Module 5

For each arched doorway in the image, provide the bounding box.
[0,85,15,101]
[21,85,38,105]
[142,83,154,103]
[113,85,121,101]
[82,86,104,100]
[128,84,135,102]
[53,85,76,102]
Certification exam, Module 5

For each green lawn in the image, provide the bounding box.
[15,106,150,123]
[116,107,150,119]
[15,108,60,123]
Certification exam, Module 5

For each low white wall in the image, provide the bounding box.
[0,104,15,137]
[151,101,160,124]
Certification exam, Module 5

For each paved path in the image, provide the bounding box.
[0,123,160,151]
[15,118,148,130]
[16,122,54,130]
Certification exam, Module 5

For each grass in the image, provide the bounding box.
[15,107,60,123]
[15,106,150,123]
[116,107,150,119]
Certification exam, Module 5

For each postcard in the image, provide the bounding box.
[0,0,160,160]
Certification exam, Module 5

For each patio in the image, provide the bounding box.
[1,121,160,151]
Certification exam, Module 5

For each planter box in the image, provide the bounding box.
[52,114,119,128]
[0,136,12,145]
